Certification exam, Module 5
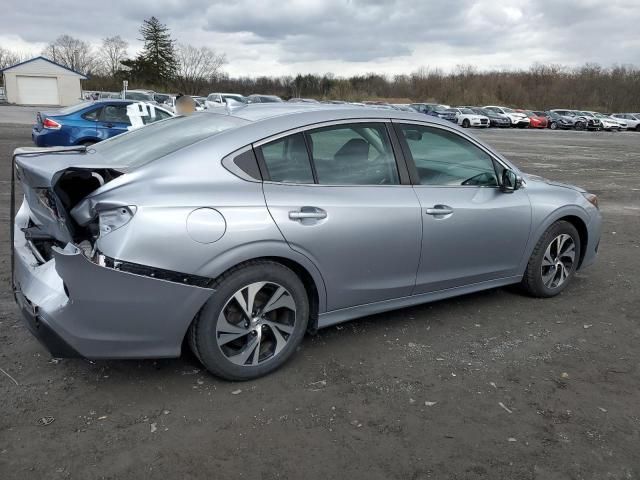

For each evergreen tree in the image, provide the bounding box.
[138,16,177,82]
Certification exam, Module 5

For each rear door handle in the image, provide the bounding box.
[289,207,327,221]
[425,205,454,216]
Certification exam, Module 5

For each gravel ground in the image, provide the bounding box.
[0,106,41,125]
[0,124,638,480]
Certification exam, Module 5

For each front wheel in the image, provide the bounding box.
[549,122,558,130]
[575,121,585,131]
[521,221,581,298]
[188,261,309,380]
[462,119,470,128]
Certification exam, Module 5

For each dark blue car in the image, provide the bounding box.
[32,99,174,147]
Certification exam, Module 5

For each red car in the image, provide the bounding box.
[520,110,548,128]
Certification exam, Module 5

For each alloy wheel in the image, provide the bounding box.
[215,281,297,366]
[541,234,576,289]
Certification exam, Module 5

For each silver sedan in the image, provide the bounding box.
[12,104,602,379]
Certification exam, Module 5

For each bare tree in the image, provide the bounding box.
[0,46,25,69]
[99,36,128,76]
[42,35,96,74]
[175,44,227,94]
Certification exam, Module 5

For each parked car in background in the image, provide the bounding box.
[287,98,321,103]
[437,108,458,123]
[483,106,530,128]
[390,104,416,112]
[123,90,156,102]
[584,112,622,131]
[31,99,174,147]
[572,111,604,131]
[521,110,548,129]
[596,113,627,130]
[549,110,592,130]
[13,104,601,380]
[247,94,284,103]
[467,107,511,127]
[546,111,574,130]
[411,103,450,118]
[205,93,248,110]
[446,107,489,128]
[612,113,640,131]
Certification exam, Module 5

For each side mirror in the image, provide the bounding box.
[501,169,522,193]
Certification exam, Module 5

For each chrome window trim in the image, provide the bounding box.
[254,118,411,188]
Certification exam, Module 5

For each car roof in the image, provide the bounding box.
[224,103,449,125]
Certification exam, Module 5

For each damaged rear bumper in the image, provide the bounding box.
[13,202,214,359]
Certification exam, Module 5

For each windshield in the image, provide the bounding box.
[460,108,475,114]
[91,113,249,169]
[502,107,514,113]
[222,95,247,104]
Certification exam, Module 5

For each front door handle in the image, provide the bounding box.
[289,207,327,221]
[425,205,454,216]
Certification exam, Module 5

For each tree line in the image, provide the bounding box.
[1,16,640,112]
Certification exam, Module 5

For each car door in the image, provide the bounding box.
[96,103,132,140]
[394,122,532,294]
[259,121,422,311]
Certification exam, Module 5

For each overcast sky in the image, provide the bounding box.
[1,0,639,77]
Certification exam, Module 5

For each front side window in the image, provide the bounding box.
[307,123,399,185]
[398,124,498,187]
[260,133,314,184]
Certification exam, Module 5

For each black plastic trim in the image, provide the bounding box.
[101,255,215,288]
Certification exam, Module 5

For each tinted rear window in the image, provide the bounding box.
[91,112,249,169]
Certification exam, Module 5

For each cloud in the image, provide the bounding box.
[0,0,639,76]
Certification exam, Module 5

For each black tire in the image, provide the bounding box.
[635,125,640,132]
[188,261,309,380]
[549,122,558,130]
[80,140,97,146]
[521,221,581,298]
[575,121,585,131]
[462,119,470,128]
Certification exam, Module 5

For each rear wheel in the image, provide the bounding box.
[521,221,581,298]
[188,261,309,380]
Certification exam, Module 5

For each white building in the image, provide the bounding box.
[1,56,87,106]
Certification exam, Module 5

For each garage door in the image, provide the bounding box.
[16,76,59,105]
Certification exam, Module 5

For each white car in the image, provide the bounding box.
[447,107,489,128]
[611,113,639,131]
[483,106,530,127]
[589,112,625,131]
[205,93,248,111]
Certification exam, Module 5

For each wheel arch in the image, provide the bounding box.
[557,215,588,269]
[195,242,327,326]
[519,205,591,275]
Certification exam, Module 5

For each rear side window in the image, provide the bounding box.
[307,123,399,185]
[398,124,498,187]
[260,133,314,184]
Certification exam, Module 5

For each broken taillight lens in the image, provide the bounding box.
[42,118,61,129]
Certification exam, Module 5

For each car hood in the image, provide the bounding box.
[523,173,586,193]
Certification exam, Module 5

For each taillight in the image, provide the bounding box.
[43,118,61,129]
